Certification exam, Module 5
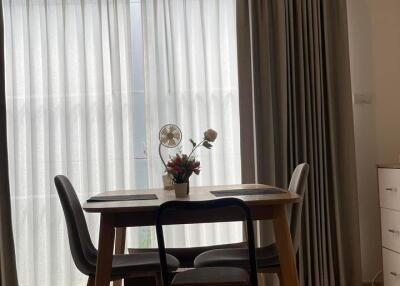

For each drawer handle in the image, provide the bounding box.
[386,187,398,192]
[391,271,399,277]
[388,229,400,234]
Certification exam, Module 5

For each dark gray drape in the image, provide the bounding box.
[237,0,362,285]
[0,2,19,285]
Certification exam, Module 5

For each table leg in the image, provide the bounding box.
[272,205,299,286]
[95,214,115,286]
[113,228,126,286]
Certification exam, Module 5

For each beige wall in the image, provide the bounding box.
[372,0,400,163]
[347,0,400,282]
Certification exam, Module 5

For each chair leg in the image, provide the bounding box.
[155,273,163,286]
[114,228,126,286]
[87,276,95,286]
[257,273,265,286]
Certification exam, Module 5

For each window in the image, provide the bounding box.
[130,0,148,189]
[129,0,153,248]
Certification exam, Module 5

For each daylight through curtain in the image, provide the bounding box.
[3,0,138,284]
[142,0,243,247]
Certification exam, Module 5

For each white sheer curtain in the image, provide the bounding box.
[142,0,242,248]
[3,0,139,285]
[3,0,242,285]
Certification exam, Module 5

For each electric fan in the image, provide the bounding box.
[159,124,182,168]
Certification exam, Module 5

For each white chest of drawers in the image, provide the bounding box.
[378,165,400,285]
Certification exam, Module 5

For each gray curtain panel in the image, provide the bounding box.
[237,0,362,285]
[0,2,19,286]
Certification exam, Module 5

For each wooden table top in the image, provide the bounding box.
[83,184,301,214]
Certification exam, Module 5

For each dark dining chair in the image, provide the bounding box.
[193,163,310,281]
[54,175,180,286]
[155,198,258,286]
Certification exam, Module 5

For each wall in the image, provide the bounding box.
[347,0,400,282]
[372,0,400,163]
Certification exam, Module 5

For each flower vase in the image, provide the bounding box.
[162,174,174,191]
[174,182,189,198]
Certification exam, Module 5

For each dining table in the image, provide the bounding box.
[82,184,301,286]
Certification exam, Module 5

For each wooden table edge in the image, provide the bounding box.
[83,197,301,213]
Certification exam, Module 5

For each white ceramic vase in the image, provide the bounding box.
[174,182,189,198]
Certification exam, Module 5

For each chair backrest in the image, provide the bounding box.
[288,163,310,253]
[155,198,258,286]
[54,175,97,275]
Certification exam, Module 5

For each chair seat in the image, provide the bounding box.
[171,267,249,286]
[128,242,247,268]
[98,252,180,278]
[194,244,279,270]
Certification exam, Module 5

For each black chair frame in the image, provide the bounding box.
[155,198,258,286]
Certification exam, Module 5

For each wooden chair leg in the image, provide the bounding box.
[87,276,95,286]
[113,228,127,286]
[155,273,163,286]
[257,273,265,286]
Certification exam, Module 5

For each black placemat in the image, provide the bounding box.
[87,194,158,202]
[210,188,284,197]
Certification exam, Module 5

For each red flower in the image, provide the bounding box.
[166,154,201,183]
[174,166,182,173]
[174,155,182,164]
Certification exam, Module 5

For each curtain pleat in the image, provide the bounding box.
[3,0,141,284]
[142,0,243,248]
[237,0,362,285]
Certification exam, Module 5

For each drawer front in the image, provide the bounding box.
[379,168,400,211]
[382,208,400,252]
[383,248,400,286]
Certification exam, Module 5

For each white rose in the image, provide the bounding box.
[204,129,218,142]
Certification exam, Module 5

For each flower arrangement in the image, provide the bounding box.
[166,129,218,184]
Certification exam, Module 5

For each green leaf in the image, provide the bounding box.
[189,139,196,147]
[202,141,212,149]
